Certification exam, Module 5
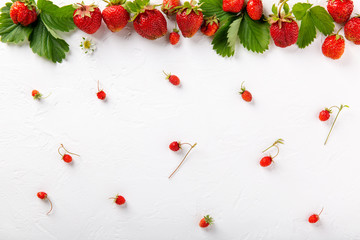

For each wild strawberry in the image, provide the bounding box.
[162,0,180,15]
[169,142,197,178]
[246,0,263,20]
[201,16,219,36]
[223,0,244,13]
[199,215,214,228]
[58,144,80,163]
[327,0,353,24]
[97,81,107,100]
[73,2,102,34]
[344,16,360,45]
[176,1,203,38]
[322,32,345,60]
[169,29,180,45]
[308,208,324,224]
[239,81,252,102]
[260,139,284,167]
[102,0,130,32]
[110,194,126,205]
[163,71,180,86]
[268,1,298,48]
[37,192,53,215]
[10,1,37,26]
[321,104,349,145]
[32,90,51,100]
[319,109,331,121]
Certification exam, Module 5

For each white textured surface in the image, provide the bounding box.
[1,0,360,239]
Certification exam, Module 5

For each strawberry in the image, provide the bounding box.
[344,16,360,45]
[10,0,37,26]
[201,16,219,36]
[110,194,126,205]
[239,81,252,102]
[169,141,197,178]
[199,215,214,228]
[223,0,244,13]
[162,0,180,16]
[260,139,284,167]
[308,208,324,224]
[102,0,130,32]
[322,104,349,145]
[322,33,345,60]
[327,0,353,24]
[246,0,263,20]
[97,81,107,100]
[169,29,180,45]
[32,90,51,100]
[176,1,203,38]
[37,192,53,215]
[132,9,167,40]
[268,1,298,48]
[164,71,180,86]
[73,2,102,34]
[319,109,331,121]
[58,144,80,163]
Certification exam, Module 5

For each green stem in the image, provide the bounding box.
[324,105,348,145]
[169,143,197,179]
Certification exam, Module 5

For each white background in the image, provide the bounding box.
[1,0,360,239]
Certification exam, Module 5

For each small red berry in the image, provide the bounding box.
[239,81,252,102]
[163,71,180,86]
[169,141,180,151]
[169,30,180,45]
[199,215,214,228]
[322,34,345,60]
[201,16,219,36]
[319,109,331,121]
[115,195,126,205]
[260,156,272,167]
[308,214,319,223]
[62,154,73,163]
[58,144,79,163]
[37,192,47,199]
[97,90,106,100]
[32,90,42,99]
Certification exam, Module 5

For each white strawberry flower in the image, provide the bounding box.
[80,37,96,54]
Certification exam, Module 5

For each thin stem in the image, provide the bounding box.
[328,105,340,111]
[318,207,324,216]
[60,144,80,157]
[272,145,280,159]
[324,105,348,145]
[180,142,193,147]
[46,198,53,215]
[169,143,197,179]
[42,92,52,99]
[262,144,274,153]
[97,80,100,91]
[278,0,288,18]
[58,146,64,157]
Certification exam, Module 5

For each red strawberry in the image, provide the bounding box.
[162,0,180,15]
[97,81,107,100]
[344,16,360,45]
[110,194,126,205]
[246,0,263,20]
[176,1,203,38]
[37,192,53,215]
[58,144,80,163]
[164,71,180,86]
[322,33,345,60]
[201,16,219,36]
[199,215,214,228]
[239,81,252,102]
[319,109,331,121]
[32,90,41,99]
[132,8,167,40]
[223,0,244,13]
[169,29,180,45]
[268,2,298,48]
[260,139,284,167]
[10,1,37,26]
[73,3,102,34]
[169,142,197,178]
[308,208,324,224]
[327,0,353,24]
[102,0,130,32]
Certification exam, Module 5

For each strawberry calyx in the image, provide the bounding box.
[104,0,126,6]
[239,81,247,94]
[73,2,99,18]
[162,2,177,15]
[33,92,42,99]
[203,215,214,225]
[163,70,172,80]
[203,15,219,26]
[126,0,160,21]
[268,0,294,28]
[172,28,179,33]
[175,0,203,16]
[18,0,37,11]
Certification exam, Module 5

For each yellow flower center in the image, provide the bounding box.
[83,40,92,49]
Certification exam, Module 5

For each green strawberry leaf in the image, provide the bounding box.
[271,4,277,15]
[292,3,312,20]
[238,13,270,53]
[37,0,75,32]
[212,19,235,57]
[296,11,316,48]
[29,14,69,63]
[309,6,334,36]
[200,0,235,22]
[283,2,290,15]
[0,2,33,43]
[227,17,242,53]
